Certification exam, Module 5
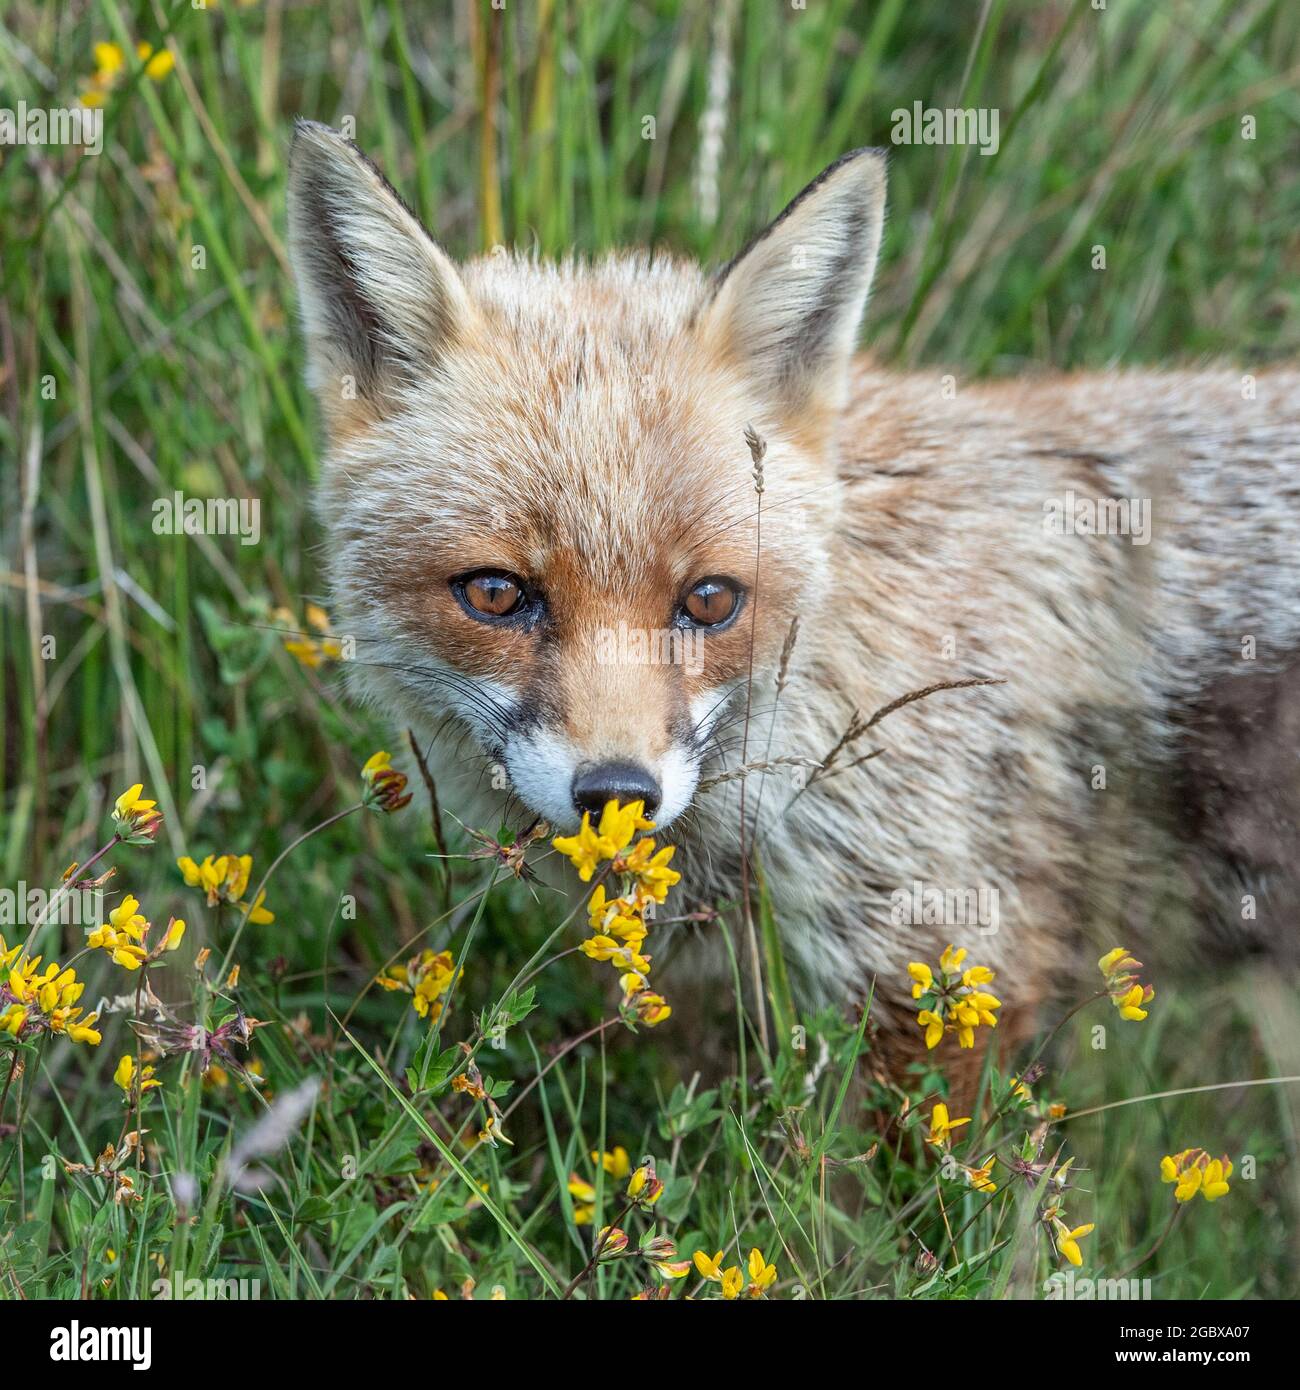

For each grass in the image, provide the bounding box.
[1,0,1298,1302]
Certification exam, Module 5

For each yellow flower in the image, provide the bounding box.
[110,895,148,939]
[552,815,610,882]
[383,949,459,1025]
[94,42,125,77]
[1055,1221,1094,1267]
[957,991,1002,1028]
[67,1012,102,1046]
[83,38,171,107]
[278,604,344,667]
[477,1116,513,1148]
[568,1174,597,1225]
[646,1248,692,1280]
[746,1247,777,1297]
[1162,1149,1231,1203]
[1099,945,1154,1021]
[113,1054,161,1094]
[1116,983,1153,1021]
[917,1009,945,1050]
[595,1226,628,1260]
[1202,1158,1232,1202]
[580,935,651,975]
[965,1157,997,1194]
[87,895,151,970]
[693,1249,725,1281]
[553,798,655,880]
[628,990,672,1027]
[599,798,654,851]
[1098,946,1138,977]
[579,934,620,961]
[592,1146,631,1180]
[925,1103,971,1148]
[586,885,647,944]
[720,1266,744,1300]
[450,1073,486,1102]
[627,1161,663,1207]
[909,947,1000,1052]
[938,944,967,973]
[177,853,274,923]
[559,801,680,1031]
[160,917,186,952]
[7,956,107,1045]
[135,42,175,80]
[614,838,680,902]
[361,751,412,813]
[112,783,163,843]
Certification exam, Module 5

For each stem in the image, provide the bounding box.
[216,803,362,980]
[0,1050,19,1126]
[22,833,121,954]
[891,991,1108,1234]
[961,992,1106,1158]
[1113,1202,1183,1279]
[406,728,451,914]
[561,1198,635,1299]
[1057,1074,1300,1123]
[737,481,767,1055]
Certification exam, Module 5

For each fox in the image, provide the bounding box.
[286,120,1300,1089]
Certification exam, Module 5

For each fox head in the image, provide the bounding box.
[287,122,885,831]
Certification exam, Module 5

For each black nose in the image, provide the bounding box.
[572,762,662,820]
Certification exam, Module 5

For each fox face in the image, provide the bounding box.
[287,123,885,831]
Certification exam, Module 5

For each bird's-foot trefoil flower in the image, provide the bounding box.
[1099,946,1155,1021]
[907,944,1001,1051]
[1161,1148,1232,1203]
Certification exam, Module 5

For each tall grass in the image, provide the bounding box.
[0,0,1297,1300]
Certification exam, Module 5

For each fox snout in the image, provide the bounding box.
[499,677,711,834]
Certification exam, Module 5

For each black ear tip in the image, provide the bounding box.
[824,146,890,187]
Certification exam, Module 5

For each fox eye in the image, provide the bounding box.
[681,577,742,629]
[456,571,526,620]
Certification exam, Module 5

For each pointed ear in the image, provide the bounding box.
[286,120,474,429]
[698,148,887,420]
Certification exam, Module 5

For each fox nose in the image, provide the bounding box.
[572,762,661,820]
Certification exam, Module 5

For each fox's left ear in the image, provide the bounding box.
[286,120,474,431]
[698,149,887,420]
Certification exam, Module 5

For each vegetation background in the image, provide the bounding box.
[1,0,1298,1300]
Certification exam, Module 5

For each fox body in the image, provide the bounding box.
[287,123,1300,1064]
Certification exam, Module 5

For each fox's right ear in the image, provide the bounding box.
[286,120,473,428]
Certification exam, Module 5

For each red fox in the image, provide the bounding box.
[287,121,1300,1082]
